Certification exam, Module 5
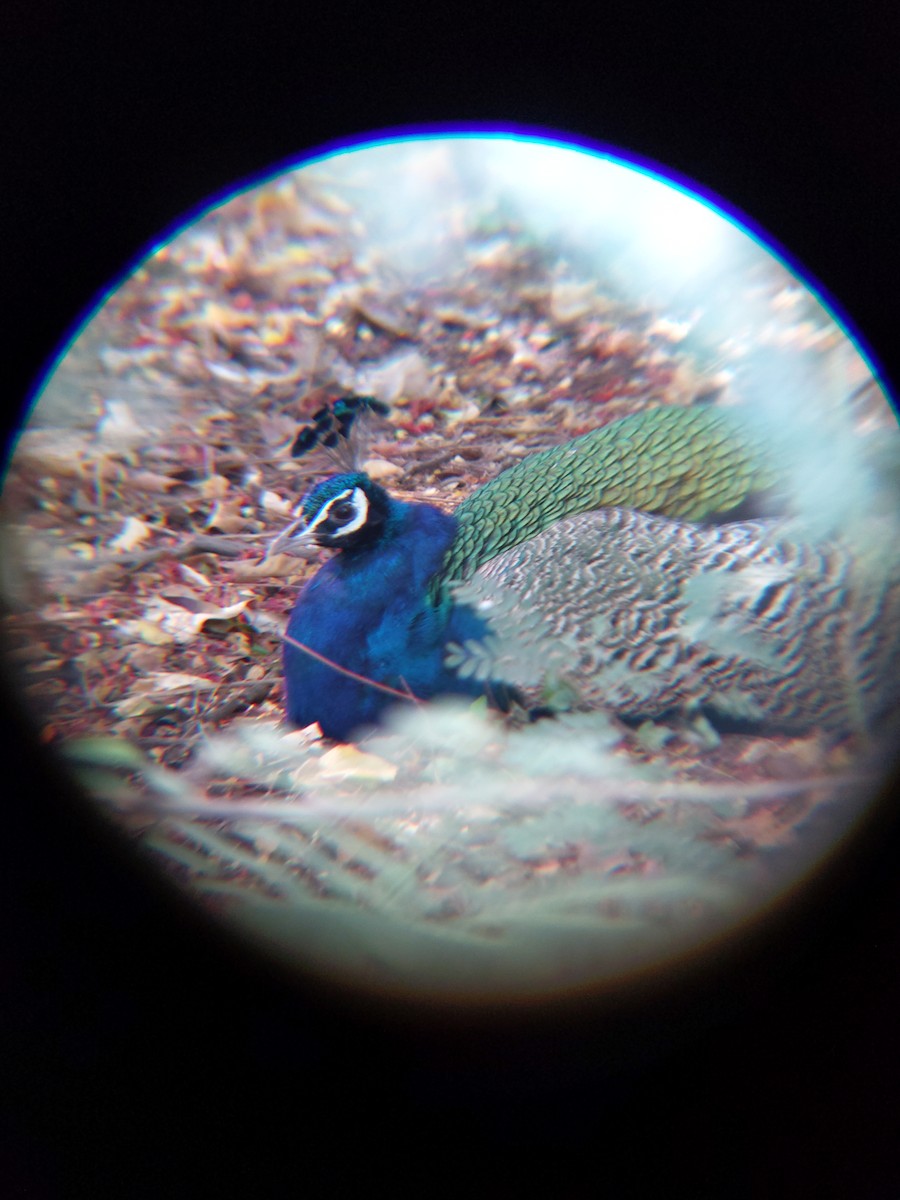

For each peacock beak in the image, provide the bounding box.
[265,517,318,560]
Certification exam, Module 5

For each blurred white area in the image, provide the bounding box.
[300,136,899,532]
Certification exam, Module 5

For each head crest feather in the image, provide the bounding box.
[291,394,390,471]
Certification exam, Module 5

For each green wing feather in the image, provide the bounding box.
[429,405,774,600]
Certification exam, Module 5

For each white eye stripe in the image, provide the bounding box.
[306,487,369,538]
[337,488,369,536]
[305,488,352,535]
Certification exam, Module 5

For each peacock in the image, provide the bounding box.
[272,397,900,742]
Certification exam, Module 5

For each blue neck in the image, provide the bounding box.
[283,495,490,740]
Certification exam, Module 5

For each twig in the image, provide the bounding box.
[113,534,248,572]
[202,680,277,723]
[404,446,484,476]
[283,631,423,702]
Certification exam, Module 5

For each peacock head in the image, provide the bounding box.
[269,472,392,557]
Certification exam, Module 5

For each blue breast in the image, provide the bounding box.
[283,498,488,740]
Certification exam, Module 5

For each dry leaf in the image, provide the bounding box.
[206,498,252,533]
[96,400,145,446]
[15,430,111,478]
[260,490,293,515]
[232,554,301,581]
[109,516,153,553]
[141,595,250,643]
[361,457,403,481]
[319,745,398,783]
[115,617,175,646]
[128,470,180,493]
[113,670,217,716]
[177,562,211,588]
[198,474,231,500]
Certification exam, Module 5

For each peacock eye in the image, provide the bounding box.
[330,499,356,522]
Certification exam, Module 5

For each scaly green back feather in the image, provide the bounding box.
[428,405,774,601]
